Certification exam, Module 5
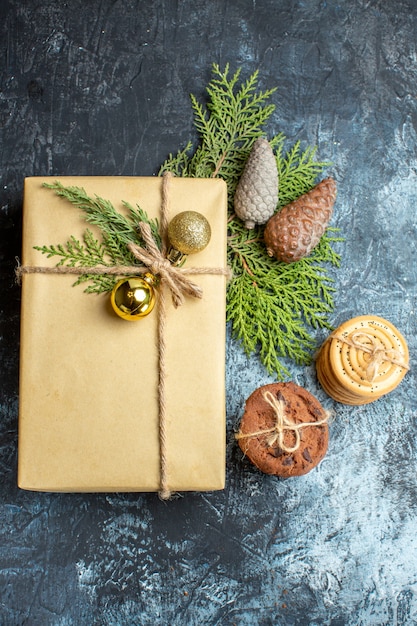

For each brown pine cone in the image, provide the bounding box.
[264,177,337,263]
[234,137,279,229]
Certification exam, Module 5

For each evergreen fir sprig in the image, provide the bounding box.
[277,142,330,207]
[160,63,343,378]
[160,63,277,185]
[38,181,160,294]
[226,228,339,377]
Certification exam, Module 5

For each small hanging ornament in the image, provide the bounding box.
[264,177,337,263]
[167,210,211,266]
[110,273,157,321]
[110,211,211,320]
[234,137,279,229]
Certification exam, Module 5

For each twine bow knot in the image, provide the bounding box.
[262,391,302,453]
[236,390,331,453]
[128,222,203,308]
[333,331,409,382]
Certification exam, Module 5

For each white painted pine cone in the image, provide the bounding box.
[234,138,279,229]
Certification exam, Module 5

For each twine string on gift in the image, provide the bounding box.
[235,390,331,454]
[15,215,230,311]
[15,255,227,287]
[157,255,170,500]
[331,331,409,382]
[16,171,231,500]
[157,171,170,501]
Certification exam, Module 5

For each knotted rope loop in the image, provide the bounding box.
[262,391,300,453]
[331,331,409,382]
[128,222,203,308]
[235,390,331,454]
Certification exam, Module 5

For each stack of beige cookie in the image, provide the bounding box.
[316,315,409,405]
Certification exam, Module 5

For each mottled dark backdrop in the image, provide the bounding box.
[1,1,417,624]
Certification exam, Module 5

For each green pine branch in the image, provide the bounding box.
[160,63,277,184]
[160,63,343,379]
[39,182,160,294]
[35,231,102,263]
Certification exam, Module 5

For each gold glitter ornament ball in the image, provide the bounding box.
[110,274,156,320]
[167,211,211,255]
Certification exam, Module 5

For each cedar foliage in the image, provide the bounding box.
[160,64,342,378]
[35,181,160,293]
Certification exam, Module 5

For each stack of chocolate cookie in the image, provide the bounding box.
[316,315,409,405]
[236,382,330,478]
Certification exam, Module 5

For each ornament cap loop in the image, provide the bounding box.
[166,247,187,267]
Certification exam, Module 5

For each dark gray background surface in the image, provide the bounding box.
[1,1,417,624]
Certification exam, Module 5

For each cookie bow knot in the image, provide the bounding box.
[235,390,331,453]
[349,332,406,382]
[262,391,302,453]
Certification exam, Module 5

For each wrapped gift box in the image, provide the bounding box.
[18,176,228,493]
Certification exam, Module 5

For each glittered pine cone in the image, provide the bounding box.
[234,137,279,229]
[264,177,337,263]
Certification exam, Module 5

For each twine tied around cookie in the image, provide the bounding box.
[16,172,231,500]
[235,390,331,454]
[331,331,409,382]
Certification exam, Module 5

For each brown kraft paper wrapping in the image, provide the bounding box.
[18,176,228,493]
